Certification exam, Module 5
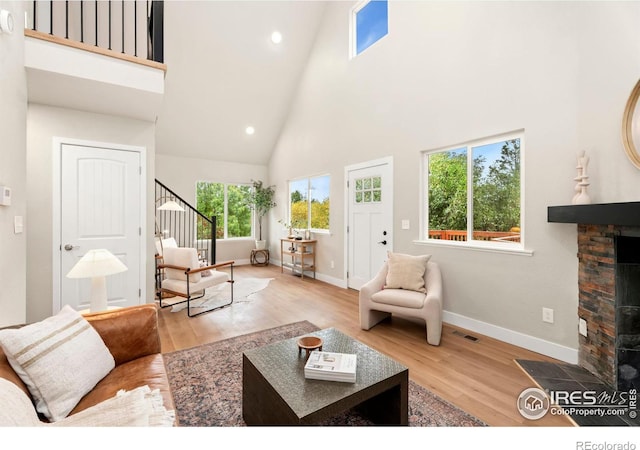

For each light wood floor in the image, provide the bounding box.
[157,263,573,427]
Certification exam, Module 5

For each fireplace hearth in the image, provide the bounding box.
[548,201,640,391]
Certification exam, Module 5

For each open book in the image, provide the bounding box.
[304,351,357,383]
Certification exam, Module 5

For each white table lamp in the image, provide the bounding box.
[66,249,128,312]
[155,198,185,254]
[157,199,184,212]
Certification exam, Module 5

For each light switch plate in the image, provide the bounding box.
[14,216,23,234]
[401,220,410,230]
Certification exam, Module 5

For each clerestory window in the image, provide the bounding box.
[351,0,388,57]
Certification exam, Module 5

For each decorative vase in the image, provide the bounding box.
[571,151,591,205]
[255,240,266,250]
[574,182,591,205]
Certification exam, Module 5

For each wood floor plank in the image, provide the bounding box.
[157,264,572,426]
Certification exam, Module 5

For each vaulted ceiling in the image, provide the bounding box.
[155,1,328,165]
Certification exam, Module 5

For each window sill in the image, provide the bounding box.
[413,239,534,256]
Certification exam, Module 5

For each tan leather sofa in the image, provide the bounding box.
[0,304,175,422]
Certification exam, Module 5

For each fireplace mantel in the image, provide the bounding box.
[547,201,640,226]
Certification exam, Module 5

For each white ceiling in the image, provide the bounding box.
[155,1,328,165]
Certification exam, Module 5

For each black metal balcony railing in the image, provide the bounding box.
[28,0,163,63]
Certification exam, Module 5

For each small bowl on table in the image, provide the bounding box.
[298,336,323,359]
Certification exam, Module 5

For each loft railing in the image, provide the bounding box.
[155,179,217,264]
[26,0,164,64]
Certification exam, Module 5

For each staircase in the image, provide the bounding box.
[155,179,217,264]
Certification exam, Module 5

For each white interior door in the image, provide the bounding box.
[58,143,142,311]
[346,158,393,290]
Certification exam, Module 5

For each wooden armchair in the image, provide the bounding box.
[156,247,234,317]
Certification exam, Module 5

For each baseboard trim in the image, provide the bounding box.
[443,310,578,364]
[269,260,348,288]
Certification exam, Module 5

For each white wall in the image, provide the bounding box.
[26,104,156,322]
[0,1,27,327]
[155,154,269,263]
[269,1,640,355]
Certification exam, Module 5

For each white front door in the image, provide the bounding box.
[57,142,143,312]
[346,157,393,290]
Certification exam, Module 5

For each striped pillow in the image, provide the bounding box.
[0,305,115,422]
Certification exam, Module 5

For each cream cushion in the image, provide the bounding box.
[384,252,431,293]
[371,288,426,309]
[0,305,115,422]
[163,247,201,283]
[155,237,178,256]
[0,378,175,427]
[162,269,228,295]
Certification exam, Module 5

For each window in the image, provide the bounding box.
[288,175,330,231]
[354,175,382,203]
[423,132,523,248]
[196,181,252,239]
[351,0,388,57]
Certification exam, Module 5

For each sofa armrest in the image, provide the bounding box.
[83,304,161,366]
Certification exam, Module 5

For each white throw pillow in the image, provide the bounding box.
[384,252,431,293]
[0,305,115,422]
[163,247,202,283]
[0,377,43,426]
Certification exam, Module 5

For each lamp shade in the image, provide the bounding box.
[157,200,184,212]
[66,249,128,279]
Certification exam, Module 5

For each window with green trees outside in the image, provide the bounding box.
[196,181,252,239]
[289,175,330,232]
[424,132,522,247]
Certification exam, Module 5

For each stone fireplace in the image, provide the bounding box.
[548,201,640,391]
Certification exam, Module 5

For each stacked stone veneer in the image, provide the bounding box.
[577,224,616,388]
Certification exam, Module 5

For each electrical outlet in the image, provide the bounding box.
[579,318,587,337]
[401,220,410,230]
[542,307,554,324]
[330,260,335,269]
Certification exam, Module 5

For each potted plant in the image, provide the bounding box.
[246,180,276,249]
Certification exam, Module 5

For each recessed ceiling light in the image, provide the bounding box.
[271,31,282,44]
[245,126,255,135]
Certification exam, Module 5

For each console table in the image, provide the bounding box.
[280,238,316,279]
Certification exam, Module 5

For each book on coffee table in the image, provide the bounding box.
[304,351,357,383]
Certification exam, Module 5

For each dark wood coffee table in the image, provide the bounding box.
[242,328,408,425]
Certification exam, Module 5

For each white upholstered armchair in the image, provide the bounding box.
[157,247,234,317]
[359,253,443,346]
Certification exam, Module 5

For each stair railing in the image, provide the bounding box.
[26,0,164,64]
[155,179,216,265]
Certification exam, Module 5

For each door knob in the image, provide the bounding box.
[63,244,78,251]
[378,240,387,245]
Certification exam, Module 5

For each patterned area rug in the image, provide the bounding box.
[163,321,486,427]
